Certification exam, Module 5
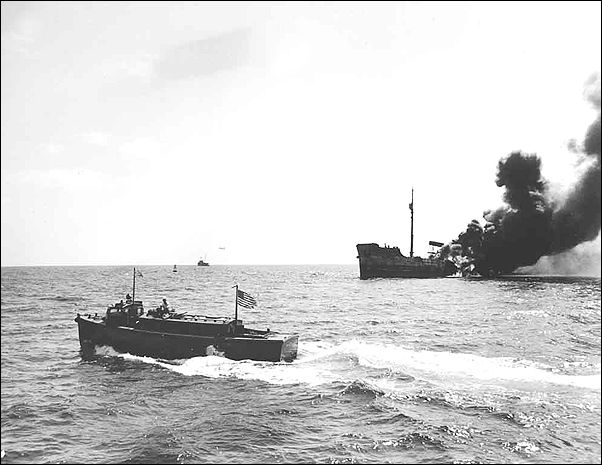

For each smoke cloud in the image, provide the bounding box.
[447,74,601,276]
[550,74,601,254]
[517,234,601,277]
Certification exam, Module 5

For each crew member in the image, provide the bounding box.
[159,298,170,317]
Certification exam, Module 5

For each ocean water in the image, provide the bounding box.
[1,265,600,464]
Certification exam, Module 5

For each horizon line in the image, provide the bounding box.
[0,263,358,268]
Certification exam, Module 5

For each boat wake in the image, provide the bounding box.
[119,351,333,386]
[331,340,601,390]
[90,341,600,391]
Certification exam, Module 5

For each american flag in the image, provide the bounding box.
[236,289,257,309]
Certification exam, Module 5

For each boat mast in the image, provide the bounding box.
[409,188,414,258]
[132,267,136,301]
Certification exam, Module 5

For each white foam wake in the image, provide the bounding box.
[335,339,601,390]
[118,352,337,386]
[96,341,601,390]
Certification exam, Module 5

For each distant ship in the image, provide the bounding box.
[197,259,209,266]
[173,265,177,273]
[356,189,457,279]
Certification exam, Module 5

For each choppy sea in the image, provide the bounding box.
[1,265,600,464]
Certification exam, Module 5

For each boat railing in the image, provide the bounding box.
[78,312,104,321]
[149,312,235,323]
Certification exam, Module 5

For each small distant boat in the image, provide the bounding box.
[173,265,177,273]
[197,257,209,266]
[74,269,298,362]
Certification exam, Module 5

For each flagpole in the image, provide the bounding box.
[132,267,136,302]
[410,188,414,258]
[234,284,239,321]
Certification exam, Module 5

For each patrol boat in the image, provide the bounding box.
[75,269,298,362]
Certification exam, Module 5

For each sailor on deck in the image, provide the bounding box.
[159,298,170,317]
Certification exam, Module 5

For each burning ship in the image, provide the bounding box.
[358,76,601,280]
[356,189,458,279]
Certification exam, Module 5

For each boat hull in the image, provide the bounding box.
[357,243,456,279]
[75,315,298,362]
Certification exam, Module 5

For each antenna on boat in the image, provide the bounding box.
[409,188,414,258]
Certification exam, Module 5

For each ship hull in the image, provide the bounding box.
[357,243,456,279]
[75,315,298,362]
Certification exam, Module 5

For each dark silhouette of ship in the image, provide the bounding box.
[356,189,457,279]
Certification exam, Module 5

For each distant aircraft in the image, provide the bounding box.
[218,246,226,250]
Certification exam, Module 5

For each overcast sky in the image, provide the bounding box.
[1,1,601,266]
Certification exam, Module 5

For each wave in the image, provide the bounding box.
[40,296,81,302]
[1,403,37,420]
[338,379,386,398]
[373,432,445,450]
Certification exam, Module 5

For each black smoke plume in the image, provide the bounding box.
[448,74,601,276]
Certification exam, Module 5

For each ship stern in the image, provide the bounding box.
[280,335,299,362]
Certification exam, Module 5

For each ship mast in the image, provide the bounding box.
[409,188,414,258]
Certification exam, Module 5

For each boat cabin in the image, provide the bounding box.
[102,297,257,338]
[105,300,143,327]
[136,314,245,337]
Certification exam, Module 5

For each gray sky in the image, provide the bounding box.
[1,1,601,266]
